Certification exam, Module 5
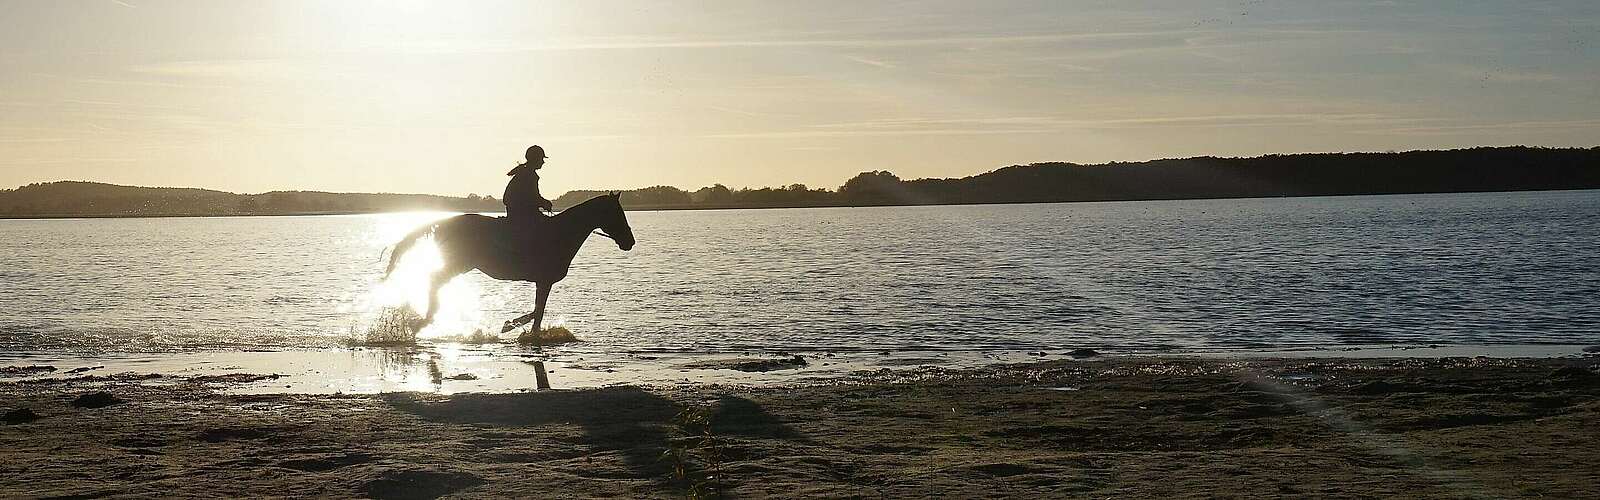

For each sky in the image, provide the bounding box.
[2,0,1598,197]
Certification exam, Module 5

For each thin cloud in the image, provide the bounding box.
[1364,119,1600,136]
[5,157,139,164]
[808,117,1065,129]
[129,59,307,80]
[708,113,1438,138]
[844,55,896,69]
[29,72,235,90]
[1429,63,1570,84]
[1066,113,1432,128]
[0,138,72,144]
[391,29,1307,54]
[703,128,1061,139]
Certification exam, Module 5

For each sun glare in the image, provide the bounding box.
[362,212,487,339]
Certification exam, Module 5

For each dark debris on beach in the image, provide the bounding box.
[0,365,56,377]
[2,407,39,425]
[70,392,123,409]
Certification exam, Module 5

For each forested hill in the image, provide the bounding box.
[4,146,1597,217]
[0,181,503,218]
[557,146,1600,210]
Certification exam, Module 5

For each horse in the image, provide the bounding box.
[383,193,635,337]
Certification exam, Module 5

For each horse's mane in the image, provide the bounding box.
[552,194,618,220]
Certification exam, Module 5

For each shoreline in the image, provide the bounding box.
[4,186,1596,220]
[3,355,1597,497]
[2,343,1594,394]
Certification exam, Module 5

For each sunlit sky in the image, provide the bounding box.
[2,1,1597,197]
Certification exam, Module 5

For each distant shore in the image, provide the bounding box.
[3,186,1596,221]
[4,355,1597,497]
[7,146,1598,220]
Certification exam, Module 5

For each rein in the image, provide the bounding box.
[555,194,625,243]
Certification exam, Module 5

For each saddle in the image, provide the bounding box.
[491,215,551,255]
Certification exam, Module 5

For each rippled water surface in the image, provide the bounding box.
[3,190,1598,355]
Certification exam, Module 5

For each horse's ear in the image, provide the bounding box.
[609,191,620,197]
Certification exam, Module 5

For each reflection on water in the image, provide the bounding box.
[2,190,1599,356]
[366,348,434,393]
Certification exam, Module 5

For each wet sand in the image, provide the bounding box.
[3,356,1599,498]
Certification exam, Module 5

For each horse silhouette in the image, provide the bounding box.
[384,193,635,336]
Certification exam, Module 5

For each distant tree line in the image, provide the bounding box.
[4,146,1597,217]
[557,183,837,210]
[0,181,503,218]
[556,146,1600,210]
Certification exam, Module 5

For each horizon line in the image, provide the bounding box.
[5,144,1594,198]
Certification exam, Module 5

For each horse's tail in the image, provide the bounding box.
[384,222,438,280]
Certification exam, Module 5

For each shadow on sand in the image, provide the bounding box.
[381,386,809,491]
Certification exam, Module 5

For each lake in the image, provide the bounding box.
[2,190,1598,357]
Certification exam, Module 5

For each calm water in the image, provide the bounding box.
[2,190,1598,355]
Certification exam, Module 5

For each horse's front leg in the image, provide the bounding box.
[529,282,552,334]
[504,282,553,338]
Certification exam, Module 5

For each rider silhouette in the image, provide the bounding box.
[504,145,554,221]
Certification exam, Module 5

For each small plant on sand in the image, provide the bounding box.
[516,325,579,346]
[344,307,421,347]
[663,403,727,499]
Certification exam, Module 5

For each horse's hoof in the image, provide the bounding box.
[501,314,535,334]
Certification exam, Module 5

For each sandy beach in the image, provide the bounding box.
[3,355,1598,498]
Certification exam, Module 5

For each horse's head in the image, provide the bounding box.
[598,192,635,251]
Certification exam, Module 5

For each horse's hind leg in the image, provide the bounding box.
[412,267,464,331]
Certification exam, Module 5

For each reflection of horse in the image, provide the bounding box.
[384,193,635,336]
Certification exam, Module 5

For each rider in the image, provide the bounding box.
[504,145,554,222]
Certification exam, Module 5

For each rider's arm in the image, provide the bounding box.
[529,171,553,212]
